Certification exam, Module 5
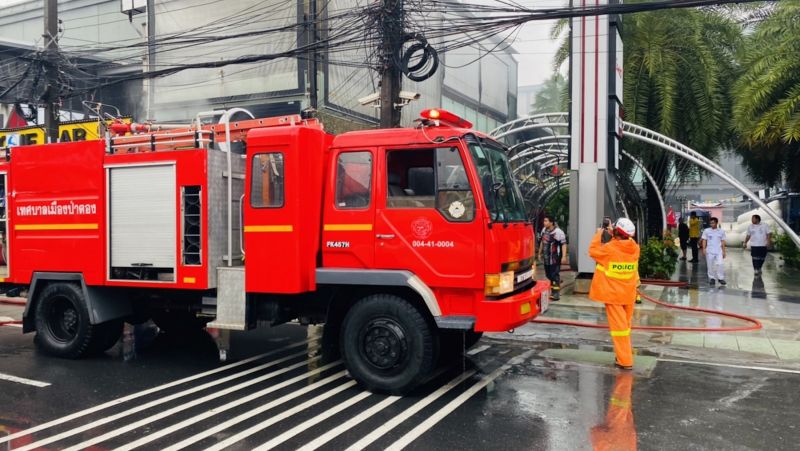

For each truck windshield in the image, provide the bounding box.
[466,138,527,222]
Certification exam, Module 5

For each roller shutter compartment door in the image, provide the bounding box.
[110,165,177,269]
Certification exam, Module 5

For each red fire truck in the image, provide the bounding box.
[0,108,549,393]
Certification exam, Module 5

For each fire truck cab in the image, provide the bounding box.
[1,108,549,394]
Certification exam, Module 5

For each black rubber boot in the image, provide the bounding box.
[551,284,560,301]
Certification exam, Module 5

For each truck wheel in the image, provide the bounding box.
[341,294,436,395]
[34,283,96,358]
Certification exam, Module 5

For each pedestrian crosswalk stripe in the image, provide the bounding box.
[6,339,506,451]
[345,369,477,451]
[0,338,314,446]
[466,344,491,355]
[297,395,403,451]
[385,351,534,451]
[116,361,343,451]
[253,391,374,451]
[16,350,317,451]
[162,369,347,451]
[205,380,360,451]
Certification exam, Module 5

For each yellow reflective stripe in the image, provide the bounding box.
[610,329,631,337]
[610,397,630,408]
[183,277,196,284]
[323,224,373,231]
[15,223,98,231]
[244,225,293,233]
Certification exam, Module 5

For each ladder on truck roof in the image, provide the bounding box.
[105,110,321,154]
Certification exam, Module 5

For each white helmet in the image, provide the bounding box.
[615,217,636,238]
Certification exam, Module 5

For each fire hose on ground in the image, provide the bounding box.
[532,280,762,332]
[0,283,763,332]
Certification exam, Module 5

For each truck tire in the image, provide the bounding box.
[34,283,98,358]
[340,294,436,395]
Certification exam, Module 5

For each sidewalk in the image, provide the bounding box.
[491,249,800,368]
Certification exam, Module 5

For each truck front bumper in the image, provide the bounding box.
[473,280,551,332]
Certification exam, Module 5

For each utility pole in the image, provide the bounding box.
[379,0,403,128]
[307,0,318,108]
[145,0,156,119]
[43,0,59,143]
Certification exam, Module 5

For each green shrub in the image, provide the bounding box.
[638,234,679,279]
[775,233,800,269]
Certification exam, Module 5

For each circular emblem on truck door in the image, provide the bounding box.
[411,217,433,239]
[448,200,466,219]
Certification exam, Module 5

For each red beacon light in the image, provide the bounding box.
[420,109,473,129]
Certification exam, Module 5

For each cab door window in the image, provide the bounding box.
[250,153,284,208]
[335,151,372,209]
[386,147,475,222]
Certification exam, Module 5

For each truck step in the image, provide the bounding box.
[207,267,247,331]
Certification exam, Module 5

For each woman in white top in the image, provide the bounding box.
[744,214,772,276]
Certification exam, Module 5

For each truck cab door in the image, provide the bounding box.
[374,145,483,289]
[321,149,376,268]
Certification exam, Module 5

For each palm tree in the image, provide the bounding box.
[553,7,741,236]
[531,73,567,115]
[732,1,800,191]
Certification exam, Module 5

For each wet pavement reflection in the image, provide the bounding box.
[590,372,636,451]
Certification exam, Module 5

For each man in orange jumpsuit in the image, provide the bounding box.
[589,218,640,370]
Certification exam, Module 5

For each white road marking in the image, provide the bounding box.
[297,395,402,451]
[60,355,322,451]
[17,350,316,451]
[0,338,313,445]
[345,370,476,451]
[466,345,491,356]
[163,370,348,451]
[253,391,373,451]
[658,358,800,374]
[116,361,343,451]
[386,351,534,451]
[0,372,50,388]
[204,380,359,451]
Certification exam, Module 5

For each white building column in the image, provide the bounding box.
[568,0,624,275]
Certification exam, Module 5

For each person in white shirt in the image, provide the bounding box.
[701,217,727,286]
[743,214,772,276]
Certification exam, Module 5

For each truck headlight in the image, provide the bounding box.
[485,271,514,296]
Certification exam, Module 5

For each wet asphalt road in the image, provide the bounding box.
[1,320,799,450]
